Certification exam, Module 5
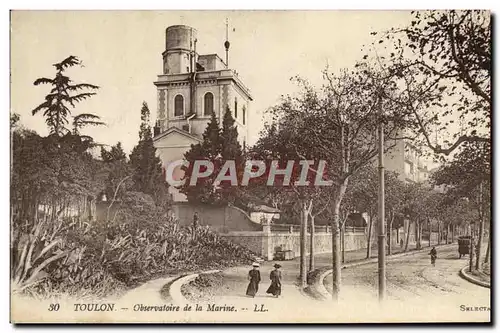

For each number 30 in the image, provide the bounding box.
[48,303,60,311]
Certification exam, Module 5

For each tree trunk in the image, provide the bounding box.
[484,232,490,264]
[469,224,474,272]
[475,182,485,270]
[331,181,348,301]
[437,221,441,245]
[415,220,418,249]
[309,215,315,272]
[300,202,308,288]
[415,220,421,250]
[428,218,431,247]
[366,213,373,259]
[419,222,423,249]
[83,197,87,221]
[404,220,411,252]
[387,212,394,255]
[107,175,132,222]
[341,221,345,264]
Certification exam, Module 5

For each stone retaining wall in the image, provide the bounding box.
[220,229,367,260]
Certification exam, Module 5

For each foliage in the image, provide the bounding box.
[12,212,255,299]
[12,55,256,301]
[72,113,105,136]
[11,112,20,128]
[180,109,243,205]
[180,112,222,204]
[11,130,104,227]
[13,56,105,233]
[368,10,490,155]
[431,140,490,231]
[438,197,478,230]
[100,142,132,216]
[32,55,101,137]
[432,141,490,199]
[129,102,169,206]
[251,63,409,295]
[343,165,405,228]
[219,107,244,204]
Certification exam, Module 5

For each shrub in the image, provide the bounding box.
[12,207,255,299]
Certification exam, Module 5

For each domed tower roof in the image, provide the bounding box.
[165,25,197,52]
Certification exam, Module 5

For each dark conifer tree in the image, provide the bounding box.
[180,112,222,204]
[129,102,169,205]
[219,107,244,204]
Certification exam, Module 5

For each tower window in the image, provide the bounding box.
[204,92,214,116]
[174,94,184,116]
[234,98,238,119]
[242,106,246,125]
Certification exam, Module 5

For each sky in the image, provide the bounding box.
[11,10,415,153]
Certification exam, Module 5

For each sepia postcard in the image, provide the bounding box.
[10,10,491,324]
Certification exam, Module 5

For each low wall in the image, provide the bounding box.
[221,229,367,260]
[343,231,366,251]
[268,231,365,256]
[222,225,424,261]
[171,203,262,233]
[219,231,266,257]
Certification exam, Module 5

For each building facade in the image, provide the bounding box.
[385,138,431,184]
[153,25,253,201]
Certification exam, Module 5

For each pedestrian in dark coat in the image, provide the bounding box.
[246,263,261,297]
[266,264,282,297]
[429,247,437,266]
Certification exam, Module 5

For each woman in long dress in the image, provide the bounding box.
[246,263,261,297]
[266,264,282,297]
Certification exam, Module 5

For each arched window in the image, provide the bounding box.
[174,94,184,116]
[242,106,246,125]
[234,98,238,119]
[204,92,214,116]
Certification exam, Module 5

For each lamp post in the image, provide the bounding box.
[377,94,386,301]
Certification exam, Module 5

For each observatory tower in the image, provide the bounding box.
[152,24,252,201]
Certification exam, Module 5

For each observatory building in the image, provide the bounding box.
[153,25,252,201]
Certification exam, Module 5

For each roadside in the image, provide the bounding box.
[458,243,491,288]
[322,243,490,301]
[179,239,443,301]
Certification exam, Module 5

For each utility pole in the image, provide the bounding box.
[377,95,386,301]
[300,202,308,288]
[309,215,315,272]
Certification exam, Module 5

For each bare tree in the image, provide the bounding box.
[256,63,407,300]
[368,10,490,156]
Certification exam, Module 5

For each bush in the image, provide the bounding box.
[11,207,256,299]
